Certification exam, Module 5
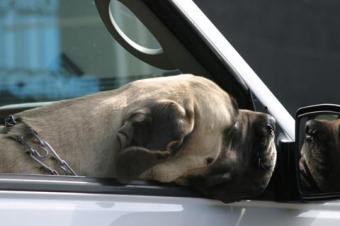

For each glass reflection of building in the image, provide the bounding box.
[0,0,71,105]
[0,0,165,106]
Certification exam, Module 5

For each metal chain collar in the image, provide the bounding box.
[5,115,77,176]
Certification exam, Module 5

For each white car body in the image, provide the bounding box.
[2,190,340,226]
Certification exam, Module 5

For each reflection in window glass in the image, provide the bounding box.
[0,0,176,106]
[109,0,161,50]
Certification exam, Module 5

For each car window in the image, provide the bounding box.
[0,0,204,196]
[0,0,178,107]
[0,0,278,201]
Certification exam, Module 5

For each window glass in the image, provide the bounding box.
[109,0,161,50]
[0,0,176,106]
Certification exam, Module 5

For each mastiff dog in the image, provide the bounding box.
[299,118,340,193]
[0,74,276,202]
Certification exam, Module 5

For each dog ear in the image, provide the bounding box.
[116,99,194,182]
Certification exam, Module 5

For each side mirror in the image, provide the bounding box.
[295,104,340,200]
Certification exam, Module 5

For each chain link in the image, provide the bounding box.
[6,115,77,176]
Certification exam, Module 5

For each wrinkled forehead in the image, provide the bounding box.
[236,110,274,138]
[315,119,340,132]
[180,75,239,128]
[196,91,238,129]
[237,110,260,129]
[310,119,340,149]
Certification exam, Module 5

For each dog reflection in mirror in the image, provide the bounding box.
[0,74,276,202]
[299,118,340,192]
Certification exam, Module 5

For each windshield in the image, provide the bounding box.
[0,0,177,106]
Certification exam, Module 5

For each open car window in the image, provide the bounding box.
[0,0,208,196]
[0,0,285,201]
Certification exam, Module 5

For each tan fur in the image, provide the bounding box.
[0,74,237,179]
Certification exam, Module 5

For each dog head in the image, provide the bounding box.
[115,75,276,202]
[299,118,340,192]
[186,110,277,202]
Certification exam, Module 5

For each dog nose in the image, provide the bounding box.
[265,115,276,133]
[305,120,318,136]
